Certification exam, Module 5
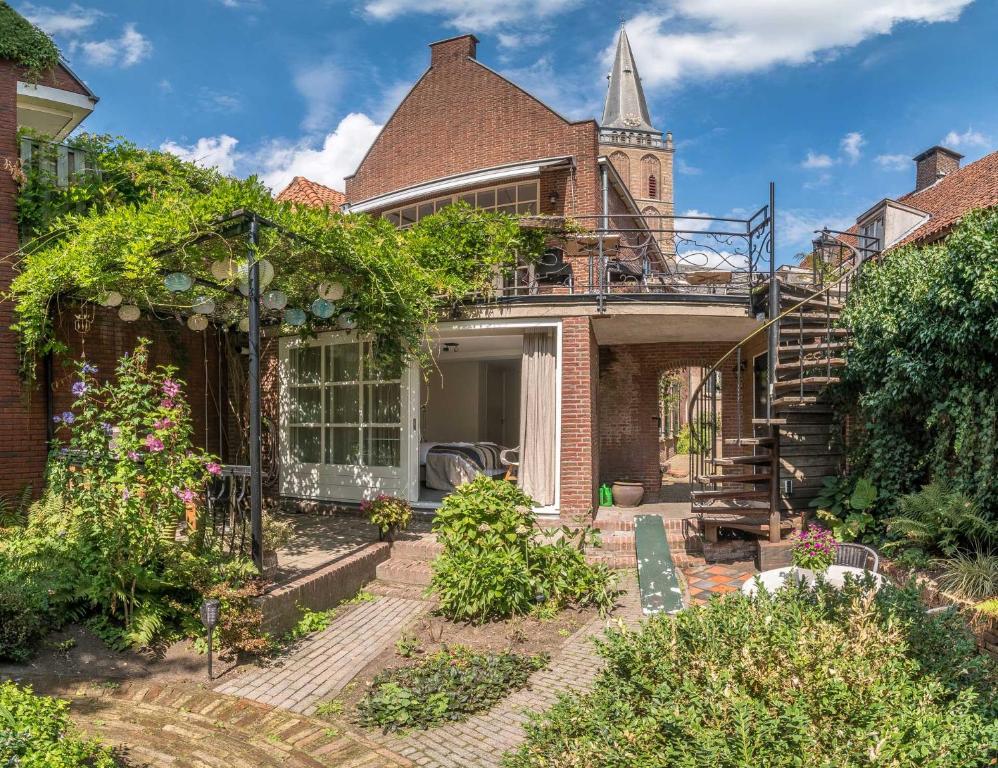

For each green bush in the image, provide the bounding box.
[505,581,998,768]
[0,682,117,767]
[429,477,617,622]
[838,208,998,519]
[361,494,413,539]
[358,646,548,732]
[935,549,998,601]
[810,475,878,542]
[884,479,996,558]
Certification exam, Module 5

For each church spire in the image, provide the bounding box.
[601,25,657,135]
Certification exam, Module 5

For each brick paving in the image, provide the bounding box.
[368,575,643,768]
[682,560,757,604]
[215,596,427,714]
[22,680,409,767]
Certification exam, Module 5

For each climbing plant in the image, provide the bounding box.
[837,207,998,518]
[4,134,551,383]
[0,1,61,77]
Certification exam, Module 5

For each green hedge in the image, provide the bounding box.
[505,581,997,767]
[838,208,998,519]
[0,682,117,766]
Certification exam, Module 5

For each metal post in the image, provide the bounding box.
[207,625,214,680]
[247,216,263,571]
[766,182,778,422]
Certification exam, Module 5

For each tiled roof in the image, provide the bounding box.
[894,149,998,247]
[275,176,347,208]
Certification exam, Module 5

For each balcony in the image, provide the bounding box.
[17,78,97,140]
[19,136,95,188]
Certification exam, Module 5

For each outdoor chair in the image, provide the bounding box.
[532,247,574,293]
[500,446,519,482]
[834,542,880,573]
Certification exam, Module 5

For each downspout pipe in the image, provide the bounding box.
[247,216,263,571]
[599,163,609,312]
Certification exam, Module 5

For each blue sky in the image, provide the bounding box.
[19,0,998,258]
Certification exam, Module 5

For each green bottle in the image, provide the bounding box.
[599,484,613,507]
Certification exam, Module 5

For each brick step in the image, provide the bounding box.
[388,537,442,561]
[375,557,432,586]
[585,549,637,568]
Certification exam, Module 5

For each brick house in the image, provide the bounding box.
[273,32,764,525]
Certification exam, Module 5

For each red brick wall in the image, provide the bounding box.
[597,342,749,499]
[345,35,601,218]
[559,316,598,523]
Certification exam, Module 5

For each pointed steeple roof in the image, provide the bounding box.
[601,26,656,134]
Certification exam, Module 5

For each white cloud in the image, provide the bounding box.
[362,0,582,30]
[20,3,101,35]
[942,127,991,149]
[199,88,242,113]
[780,210,853,249]
[676,157,702,176]
[840,131,865,163]
[620,0,972,87]
[254,113,383,193]
[293,59,342,133]
[801,151,834,169]
[496,31,549,48]
[75,23,152,67]
[875,153,910,171]
[160,135,240,176]
[499,57,599,121]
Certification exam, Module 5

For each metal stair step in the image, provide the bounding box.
[777,341,848,356]
[723,436,775,447]
[701,472,772,484]
[691,488,770,502]
[707,455,772,466]
[751,418,788,425]
[774,358,846,372]
[779,327,849,338]
[772,395,821,407]
[773,376,840,390]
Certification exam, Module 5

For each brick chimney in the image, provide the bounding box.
[913,146,963,191]
[429,34,478,65]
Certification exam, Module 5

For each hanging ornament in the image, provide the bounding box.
[318,281,344,301]
[263,289,288,311]
[237,258,276,295]
[238,317,250,332]
[164,272,193,292]
[337,312,357,330]
[284,308,307,326]
[310,298,335,319]
[211,258,238,283]
[187,314,209,331]
[100,291,123,308]
[192,296,216,315]
[118,305,141,322]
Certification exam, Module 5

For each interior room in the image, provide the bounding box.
[418,332,523,506]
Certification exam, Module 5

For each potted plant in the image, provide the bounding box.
[260,514,295,578]
[362,495,413,541]
[792,524,838,580]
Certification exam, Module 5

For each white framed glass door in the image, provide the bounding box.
[280,334,418,502]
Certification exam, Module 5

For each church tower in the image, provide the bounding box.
[599,26,674,223]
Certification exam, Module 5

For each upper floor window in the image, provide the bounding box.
[858,215,884,255]
[383,181,539,228]
[648,174,657,200]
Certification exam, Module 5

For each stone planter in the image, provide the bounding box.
[611,480,644,507]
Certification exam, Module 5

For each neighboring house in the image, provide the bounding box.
[853,146,998,252]
[270,31,767,525]
[276,176,347,208]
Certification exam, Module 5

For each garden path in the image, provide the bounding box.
[44,680,410,767]
[368,575,643,768]
[215,596,427,714]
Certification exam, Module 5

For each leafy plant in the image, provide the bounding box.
[935,547,998,601]
[362,494,413,540]
[358,646,548,732]
[395,632,422,658]
[0,682,117,767]
[675,414,717,456]
[0,3,60,77]
[884,479,996,558]
[429,477,617,622]
[810,475,878,541]
[282,605,336,645]
[0,485,31,529]
[791,524,838,572]
[505,582,998,767]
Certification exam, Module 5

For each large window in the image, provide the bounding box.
[287,340,402,467]
[383,181,538,227]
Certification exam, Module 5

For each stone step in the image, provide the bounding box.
[375,557,432,586]
[388,536,442,561]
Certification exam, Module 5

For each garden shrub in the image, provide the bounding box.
[429,477,617,622]
[838,208,998,520]
[362,494,413,539]
[505,581,997,768]
[0,681,116,767]
[358,646,548,732]
[884,479,996,558]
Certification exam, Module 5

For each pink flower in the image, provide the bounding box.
[121,488,131,500]
[160,398,175,410]
[127,450,141,461]
[144,434,164,452]
[175,488,197,504]
[206,461,222,476]
[162,379,181,398]
[153,417,174,430]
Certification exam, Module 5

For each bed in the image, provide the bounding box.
[419,441,507,492]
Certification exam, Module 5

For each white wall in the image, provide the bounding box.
[422,361,484,442]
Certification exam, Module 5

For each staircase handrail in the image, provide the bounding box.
[686,233,869,481]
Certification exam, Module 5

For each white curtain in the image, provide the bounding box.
[519,331,556,506]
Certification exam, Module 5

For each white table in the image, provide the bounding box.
[741,565,886,596]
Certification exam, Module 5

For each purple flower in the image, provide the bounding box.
[144,434,164,452]
[81,362,98,375]
[52,414,62,423]
[101,422,114,436]
[206,461,222,476]
[127,450,141,461]
[121,488,131,501]
[160,398,175,410]
[60,411,74,424]
[71,381,87,397]
[175,488,197,504]
[153,417,174,430]
[162,379,181,398]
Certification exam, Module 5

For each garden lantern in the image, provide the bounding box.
[192,296,216,314]
[284,307,307,326]
[337,312,356,330]
[318,281,344,301]
[186,314,209,332]
[164,271,193,292]
[310,297,335,319]
[199,598,221,680]
[118,304,140,322]
[263,289,287,310]
[100,290,122,307]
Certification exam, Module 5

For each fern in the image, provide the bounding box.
[884,480,997,557]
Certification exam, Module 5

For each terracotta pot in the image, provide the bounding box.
[185,501,199,531]
[612,481,644,507]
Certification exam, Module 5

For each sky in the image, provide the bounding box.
[18,0,998,259]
